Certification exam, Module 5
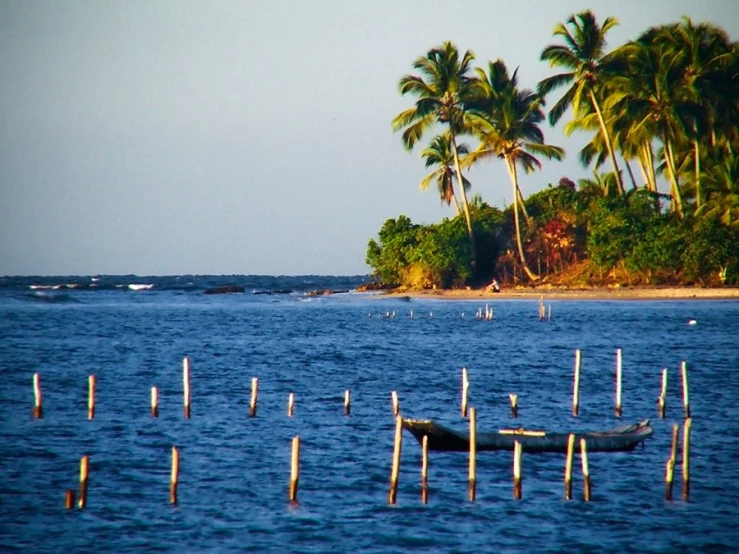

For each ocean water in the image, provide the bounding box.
[1,275,738,553]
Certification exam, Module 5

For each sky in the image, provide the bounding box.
[1,1,737,276]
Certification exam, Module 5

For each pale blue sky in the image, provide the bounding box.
[1,1,736,275]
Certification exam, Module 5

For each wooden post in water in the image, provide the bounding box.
[170,446,179,505]
[468,407,476,501]
[658,369,667,419]
[548,304,552,321]
[391,390,399,416]
[64,489,75,510]
[573,349,581,416]
[78,455,89,509]
[388,415,403,505]
[183,357,191,419]
[289,436,300,504]
[564,433,575,500]
[580,439,591,501]
[33,373,42,418]
[665,423,679,501]
[682,418,692,500]
[681,361,690,418]
[287,393,295,417]
[151,386,159,418]
[513,441,522,500]
[539,295,545,321]
[615,348,623,417]
[88,375,96,420]
[344,389,351,416]
[509,394,518,418]
[421,435,429,504]
[461,368,469,418]
[249,377,258,417]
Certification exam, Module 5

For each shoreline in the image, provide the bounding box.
[377,286,739,301]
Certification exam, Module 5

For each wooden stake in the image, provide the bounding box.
[249,377,258,417]
[682,418,692,500]
[289,436,300,504]
[344,389,351,416]
[33,373,42,418]
[658,368,667,419]
[580,439,591,501]
[78,455,89,509]
[573,349,581,416]
[183,357,191,419]
[170,446,179,505]
[681,361,690,418]
[151,386,159,418]
[513,441,522,500]
[88,375,96,420]
[665,423,679,501]
[615,348,623,417]
[64,489,75,509]
[539,295,545,321]
[391,390,399,416]
[461,368,469,418]
[548,304,552,321]
[509,394,518,418]
[468,407,476,501]
[564,433,575,500]
[287,393,294,417]
[388,415,403,504]
[421,435,429,504]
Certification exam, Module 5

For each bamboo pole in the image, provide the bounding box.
[249,377,258,417]
[391,390,399,416]
[573,349,581,416]
[289,436,300,504]
[344,389,351,416]
[388,415,403,505]
[33,373,42,418]
[658,368,667,419]
[513,441,522,500]
[564,433,575,500]
[665,423,679,500]
[170,446,179,505]
[509,394,518,418]
[461,368,469,418]
[580,439,591,501]
[468,407,476,501]
[287,393,294,417]
[421,435,429,504]
[151,386,159,418]
[88,375,96,420]
[78,455,89,509]
[615,348,623,417]
[64,489,75,510]
[682,418,692,500]
[183,357,191,419]
[681,361,690,418]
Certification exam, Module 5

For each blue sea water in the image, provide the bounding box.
[1,275,738,553]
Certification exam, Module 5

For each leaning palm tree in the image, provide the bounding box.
[392,41,477,262]
[538,10,625,195]
[419,133,471,214]
[467,60,564,281]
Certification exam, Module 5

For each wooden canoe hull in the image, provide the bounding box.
[402,419,654,453]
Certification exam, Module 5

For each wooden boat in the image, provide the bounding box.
[402,418,653,453]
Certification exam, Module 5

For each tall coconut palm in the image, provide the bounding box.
[392,41,478,263]
[538,10,625,195]
[466,60,565,281]
[419,133,471,214]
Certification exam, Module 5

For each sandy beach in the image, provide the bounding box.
[381,285,739,301]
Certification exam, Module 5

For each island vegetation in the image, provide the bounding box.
[366,11,738,289]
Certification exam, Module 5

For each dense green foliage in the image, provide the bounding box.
[374,13,738,288]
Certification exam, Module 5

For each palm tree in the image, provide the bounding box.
[419,133,471,214]
[392,41,478,263]
[466,60,564,281]
[538,10,625,195]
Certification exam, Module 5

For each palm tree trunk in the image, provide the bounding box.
[588,89,625,195]
[693,139,701,209]
[450,132,477,266]
[505,156,538,281]
[663,137,684,218]
[515,184,531,221]
[625,160,638,190]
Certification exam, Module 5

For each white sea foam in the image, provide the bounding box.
[128,284,154,291]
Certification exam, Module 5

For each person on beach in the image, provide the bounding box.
[487,279,501,293]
